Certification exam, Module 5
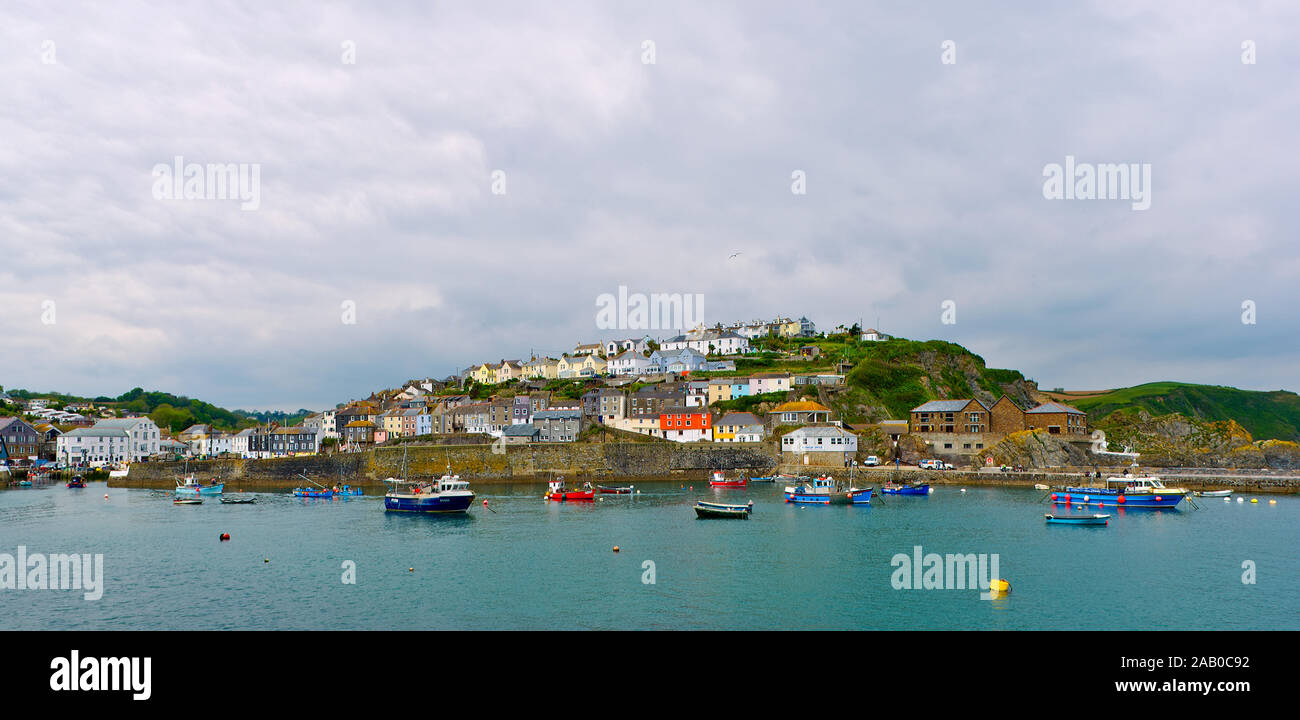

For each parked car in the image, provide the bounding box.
[864,455,880,466]
[943,462,954,470]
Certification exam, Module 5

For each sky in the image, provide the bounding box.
[1,1,1297,411]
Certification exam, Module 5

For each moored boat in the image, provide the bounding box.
[545,478,595,502]
[695,500,753,518]
[219,496,257,504]
[175,477,224,496]
[66,477,86,488]
[1193,489,1232,497]
[597,484,634,494]
[331,485,363,496]
[1051,475,1186,509]
[882,482,929,495]
[173,497,203,505]
[784,475,872,505]
[293,487,334,498]
[1045,513,1109,526]
[383,448,475,513]
[708,470,746,488]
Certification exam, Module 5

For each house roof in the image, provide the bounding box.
[534,409,581,420]
[718,412,762,426]
[1027,401,1085,415]
[912,399,989,413]
[782,425,855,439]
[62,427,129,438]
[501,424,540,437]
[772,400,831,413]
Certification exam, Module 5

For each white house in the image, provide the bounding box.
[780,426,859,460]
[303,410,338,439]
[89,417,161,460]
[750,372,792,395]
[57,427,132,465]
[660,328,749,356]
[604,336,652,357]
[861,328,891,342]
[231,428,253,457]
[608,349,653,377]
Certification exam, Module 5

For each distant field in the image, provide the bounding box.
[1055,382,1300,441]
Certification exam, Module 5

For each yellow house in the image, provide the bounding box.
[381,410,404,436]
[523,357,558,379]
[471,362,498,385]
[707,379,733,405]
[575,354,607,376]
[556,354,578,378]
[496,360,524,382]
[775,319,802,338]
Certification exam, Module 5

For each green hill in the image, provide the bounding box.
[1045,382,1300,442]
[2,386,312,433]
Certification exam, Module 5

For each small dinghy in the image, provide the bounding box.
[1045,513,1109,525]
[219,496,257,504]
[1192,489,1232,497]
[695,500,753,519]
[597,485,634,494]
[174,497,203,505]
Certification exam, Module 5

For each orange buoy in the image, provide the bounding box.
[613,546,620,553]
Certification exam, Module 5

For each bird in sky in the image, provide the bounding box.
[728,252,742,259]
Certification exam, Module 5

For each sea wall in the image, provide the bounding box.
[111,441,779,490]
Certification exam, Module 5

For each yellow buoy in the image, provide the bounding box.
[1250,498,1258,503]
[1269,499,1276,505]
[989,579,1011,595]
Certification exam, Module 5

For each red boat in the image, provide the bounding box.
[545,478,595,502]
[708,471,747,488]
[597,485,634,494]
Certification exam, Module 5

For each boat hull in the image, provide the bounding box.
[1045,513,1109,525]
[176,484,224,496]
[546,491,595,502]
[384,492,475,513]
[695,504,750,519]
[1052,488,1184,509]
[597,486,632,494]
[709,481,747,488]
[882,484,929,495]
[293,489,334,498]
[1193,490,1232,497]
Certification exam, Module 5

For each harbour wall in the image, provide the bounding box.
[110,441,780,490]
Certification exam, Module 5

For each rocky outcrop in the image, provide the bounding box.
[987,430,1091,468]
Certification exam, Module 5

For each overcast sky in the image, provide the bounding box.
[1,1,1296,411]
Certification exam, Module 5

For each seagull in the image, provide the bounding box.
[728,252,742,259]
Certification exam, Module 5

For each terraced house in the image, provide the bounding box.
[1025,401,1088,436]
[0,417,41,460]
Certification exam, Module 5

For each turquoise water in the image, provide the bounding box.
[0,480,1295,630]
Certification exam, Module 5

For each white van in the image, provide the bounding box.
[864,456,880,466]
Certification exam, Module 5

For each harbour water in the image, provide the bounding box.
[1,479,1295,630]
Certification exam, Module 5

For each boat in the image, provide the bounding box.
[784,475,873,505]
[545,477,595,502]
[881,482,930,495]
[708,470,747,488]
[695,500,753,518]
[330,484,363,496]
[597,485,634,494]
[16,480,32,487]
[1193,489,1232,497]
[292,472,335,498]
[175,477,224,496]
[66,477,85,488]
[108,464,129,479]
[1045,513,1110,526]
[383,447,475,513]
[747,475,778,483]
[219,495,257,504]
[1034,483,1050,490]
[1051,475,1187,509]
[173,497,203,505]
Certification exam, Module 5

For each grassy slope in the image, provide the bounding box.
[1052,382,1300,441]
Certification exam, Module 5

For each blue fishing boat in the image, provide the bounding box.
[882,482,929,495]
[1045,513,1109,526]
[331,485,363,496]
[784,475,873,505]
[66,477,86,488]
[1051,475,1186,509]
[383,447,474,513]
[293,487,334,498]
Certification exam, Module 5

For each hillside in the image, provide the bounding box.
[815,338,1037,423]
[1042,382,1300,443]
[0,386,312,433]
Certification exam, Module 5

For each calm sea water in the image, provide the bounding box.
[0,479,1295,630]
